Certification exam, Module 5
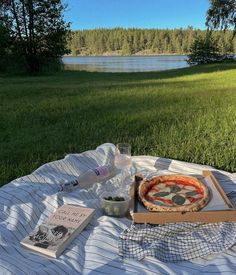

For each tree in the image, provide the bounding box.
[206,0,236,36]
[121,37,132,55]
[0,0,70,73]
[187,32,222,65]
[187,1,236,65]
[0,22,11,71]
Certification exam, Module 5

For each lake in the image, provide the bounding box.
[62,55,189,72]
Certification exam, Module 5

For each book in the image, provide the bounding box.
[21,204,95,258]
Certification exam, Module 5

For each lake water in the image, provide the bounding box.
[62,55,189,72]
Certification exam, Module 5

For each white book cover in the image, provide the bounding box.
[21,204,95,258]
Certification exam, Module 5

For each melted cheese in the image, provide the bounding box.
[184,185,196,191]
[147,191,158,197]
[192,194,202,199]
[158,183,166,188]
[183,198,191,205]
[157,187,171,193]
[178,189,197,194]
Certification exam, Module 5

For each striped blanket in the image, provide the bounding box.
[1,143,236,274]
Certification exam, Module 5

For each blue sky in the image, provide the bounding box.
[65,0,210,30]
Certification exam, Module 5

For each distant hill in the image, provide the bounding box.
[67,27,236,56]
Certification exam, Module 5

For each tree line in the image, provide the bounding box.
[0,0,235,73]
[67,27,236,56]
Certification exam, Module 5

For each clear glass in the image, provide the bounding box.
[114,143,132,170]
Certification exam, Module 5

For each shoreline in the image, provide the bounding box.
[63,54,188,57]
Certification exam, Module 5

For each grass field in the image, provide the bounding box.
[1,63,236,186]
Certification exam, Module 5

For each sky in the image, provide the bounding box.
[64,0,210,30]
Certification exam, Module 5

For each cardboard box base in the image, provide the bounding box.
[130,170,236,224]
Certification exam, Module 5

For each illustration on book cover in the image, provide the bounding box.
[28,223,73,249]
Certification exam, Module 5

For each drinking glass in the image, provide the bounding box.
[114,143,133,192]
[114,143,132,169]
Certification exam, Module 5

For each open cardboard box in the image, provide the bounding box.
[129,170,236,224]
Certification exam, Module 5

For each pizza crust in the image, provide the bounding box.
[138,175,211,212]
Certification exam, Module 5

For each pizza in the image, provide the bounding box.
[138,175,211,212]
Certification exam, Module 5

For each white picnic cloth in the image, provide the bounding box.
[1,143,236,274]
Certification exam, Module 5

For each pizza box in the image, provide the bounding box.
[129,170,236,224]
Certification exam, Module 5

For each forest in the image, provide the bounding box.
[67,27,236,56]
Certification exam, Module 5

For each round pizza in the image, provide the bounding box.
[138,175,211,212]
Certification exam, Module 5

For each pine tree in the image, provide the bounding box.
[187,32,221,65]
[121,38,132,55]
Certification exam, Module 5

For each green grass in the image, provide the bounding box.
[1,63,236,186]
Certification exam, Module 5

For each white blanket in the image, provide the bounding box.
[1,143,236,274]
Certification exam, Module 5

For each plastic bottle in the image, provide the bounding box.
[60,165,116,192]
